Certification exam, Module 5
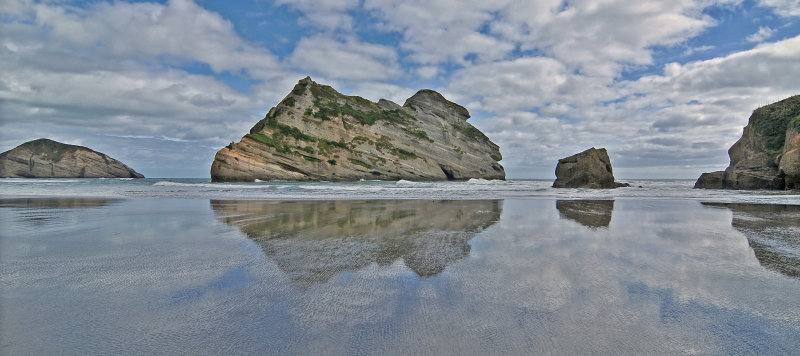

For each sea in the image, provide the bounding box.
[0,177,798,203]
[1,179,799,354]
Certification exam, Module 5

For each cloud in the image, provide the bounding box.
[26,0,281,79]
[1,0,798,178]
[456,35,800,178]
[758,0,800,17]
[288,36,403,81]
[363,0,735,77]
[0,0,295,177]
[364,0,516,65]
[275,0,360,31]
[747,26,776,43]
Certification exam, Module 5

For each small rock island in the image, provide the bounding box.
[695,95,800,190]
[553,147,629,189]
[211,77,505,182]
[0,138,144,178]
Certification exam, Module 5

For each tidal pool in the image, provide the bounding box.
[1,198,798,354]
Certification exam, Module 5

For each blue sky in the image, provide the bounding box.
[1,0,799,178]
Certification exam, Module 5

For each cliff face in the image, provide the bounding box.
[0,138,144,178]
[211,77,504,182]
[695,95,800,189]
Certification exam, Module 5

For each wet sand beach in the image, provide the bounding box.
[1,197,799,354]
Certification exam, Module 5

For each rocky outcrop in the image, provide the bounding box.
[695,95,800,190]
[0,138,144,178]
[211,77,504,182]
[552,147,629,189]
[780,125,800,188]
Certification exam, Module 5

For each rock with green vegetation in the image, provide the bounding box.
[0,138,144,178]
[695,95,800,190]
[552,147,629,189]
[210,77,505,181]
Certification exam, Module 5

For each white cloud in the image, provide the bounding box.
[459,35,800,177]
[2,0,798,178]
[747,26,776,43]
[27,0,281,79]
[363,0,736,77]
[364,0,516,65]
[275,0,360,30]
[0,0,294,176]
[288,36,403,81]
[758,0,800,17]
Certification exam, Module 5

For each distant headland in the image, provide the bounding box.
[0,138,144,178]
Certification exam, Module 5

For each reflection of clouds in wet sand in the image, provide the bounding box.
[702,203,800,279]
[211,200,502,286]
[556,200,614,228]
[434,200,800,354]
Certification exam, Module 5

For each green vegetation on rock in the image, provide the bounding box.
[349,158,372,169]
[752,96,800,157]
[408,128,433,142]
[267,119,317,142]
[22,139,80,162]
[374,136,417,160]
[312,99,411,125]
[245,132,292,154]
[792,114,800,131]
[452,123,483,140]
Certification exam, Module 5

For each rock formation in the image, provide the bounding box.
[211,77,504,182]
[552,147,629,188]
[0,138,144,178]
[695,95,800,189]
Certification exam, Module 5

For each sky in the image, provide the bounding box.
[1,0,799,178]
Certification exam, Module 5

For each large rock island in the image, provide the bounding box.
[695,95,800,190]
[553,147,629,189]
[211,77,504,182]
[0,138,144,178]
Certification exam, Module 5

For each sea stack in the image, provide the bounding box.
[210,77,504,182]
[0,138,144,178]
[552,147,629,189]
[694,95,800,190]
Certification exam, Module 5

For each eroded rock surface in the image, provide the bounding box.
[552,147,629,189]
[695,95,800,190]
[211,77,504,182]
[0,138,143,178]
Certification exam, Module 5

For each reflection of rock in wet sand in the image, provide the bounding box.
[0,198,118,225]
[703,203,800,279]
[0,198,117,209]
[556,200,614,228]
[211,200,502,285]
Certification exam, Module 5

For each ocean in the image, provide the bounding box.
[0,178,798,203]
[1,179,798,354]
